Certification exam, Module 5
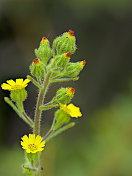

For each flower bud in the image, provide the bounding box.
[62,60,86,77]
[29,58,45,82]
[53,109,71,130]
[55,52,71,69]
[35,37,52,65]
[10,89,27,103]
[53,30,76,55]
[52,87,75,104]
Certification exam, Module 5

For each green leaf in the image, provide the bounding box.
[27,75,43,89]
[49,77,79,83]
[40,104,58,110]
[4,97,34,128]
[45,122,75,142]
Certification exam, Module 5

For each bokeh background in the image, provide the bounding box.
[0,0,132,176]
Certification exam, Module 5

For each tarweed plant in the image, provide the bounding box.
[1,30,85,176]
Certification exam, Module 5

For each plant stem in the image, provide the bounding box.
[33,71,51,135]
[33,71,51,176]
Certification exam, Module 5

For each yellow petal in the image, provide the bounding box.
[16,78,23,85]
[35,135,43,144]
[67,104,82,118]
[26,149,31,153]
[59,103,70,114]
[29,134,35,144]
[21,135,29,143]
[6,80,16,86]
[38,141,45,148]
[23,79,30,85]
[1,83,12,90]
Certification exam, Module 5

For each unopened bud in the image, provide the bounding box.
[35,37,52,65]
[53,30,76,55]
[62,60,86,77]
[54,109,71,130]
[29,58,45,82]
[52,87,75,104]
[55,52,71,69]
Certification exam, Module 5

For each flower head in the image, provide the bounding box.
[66,87,75,96]
[59,103,82,118]
[1,78,30,91]
[21,134,45,153]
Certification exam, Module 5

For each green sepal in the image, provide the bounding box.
[10,88,27,103]
[26,152,40,165]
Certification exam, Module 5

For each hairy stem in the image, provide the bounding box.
[33,71,51,135]
[33,71,51,176]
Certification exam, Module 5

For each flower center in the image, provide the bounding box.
[28,143,37,152]
[12,85,23,90]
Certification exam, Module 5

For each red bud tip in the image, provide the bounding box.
[34,58,40,65]
[66,87,75,96]
[82,60,86,66]
[42,37,47,45]
[70,87,75,94]
[66,52,71,57]
[68,30,74,36]
[43,37,47,40]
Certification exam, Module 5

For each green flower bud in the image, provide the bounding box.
[52,87,75,104]
[29,58,45,82]
[53,30,76,55]
[55,52,71,69]
[10,88,27,103]
[35,37,52,65]
[54,109,71,130]
[62,60,86,77]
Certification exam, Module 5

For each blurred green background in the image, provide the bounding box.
[0,0,132,175]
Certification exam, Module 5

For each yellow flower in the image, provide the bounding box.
[21,134,45,153]
[59,103,82,118]
[1,78,30,91]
